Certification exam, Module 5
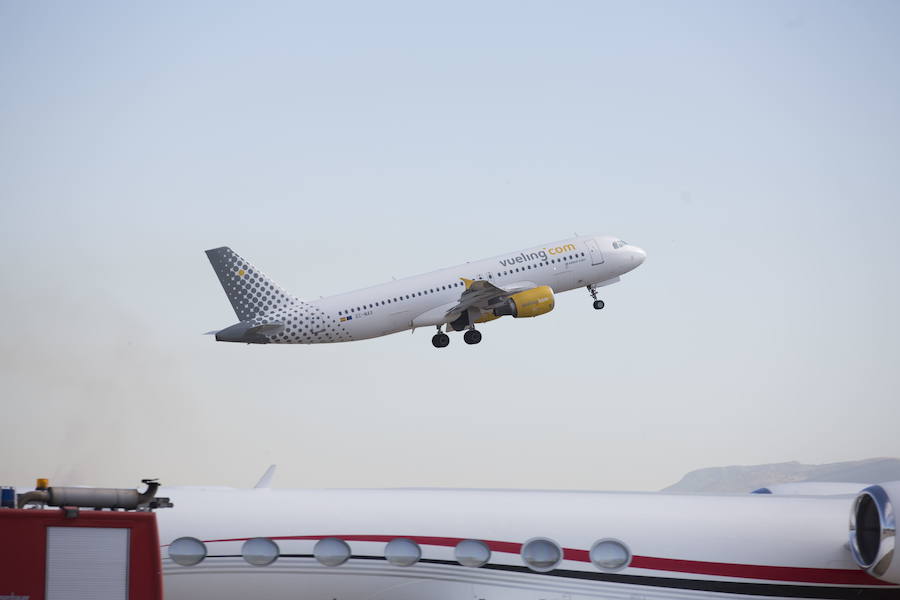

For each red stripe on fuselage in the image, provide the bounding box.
[197,534,889,586]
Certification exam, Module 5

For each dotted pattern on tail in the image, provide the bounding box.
[257,304,354,344]
[206,247,296,321]
[206,246,353,344]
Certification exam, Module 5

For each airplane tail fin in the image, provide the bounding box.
[205,247,296,321]
[253,465,277,489]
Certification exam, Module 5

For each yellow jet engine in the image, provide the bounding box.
[492,286,555,318]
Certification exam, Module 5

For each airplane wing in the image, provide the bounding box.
[411,279,541,329]
[445,278,537,318]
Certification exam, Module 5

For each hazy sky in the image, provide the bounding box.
[2,1,898,492]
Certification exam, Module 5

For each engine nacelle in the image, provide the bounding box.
[849,482,900,583]
[493,286,555,318]
[475,313,501,324]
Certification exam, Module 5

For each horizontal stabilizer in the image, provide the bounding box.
[215,321,284,343]
[249,323,285,335]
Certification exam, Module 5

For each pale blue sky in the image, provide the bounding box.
[1,1,898,490]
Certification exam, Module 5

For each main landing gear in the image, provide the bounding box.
[431,326,482,348]
[588,285,605,310]
[431,330,450,348]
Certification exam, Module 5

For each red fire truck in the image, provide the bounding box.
[0,479,171,600]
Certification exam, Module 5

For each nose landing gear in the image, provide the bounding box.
[587,285,605,310]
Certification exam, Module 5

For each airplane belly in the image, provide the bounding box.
[341,312,410,340]
[163,560,888,600]
[165,565,475,600]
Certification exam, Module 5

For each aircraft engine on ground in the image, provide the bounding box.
[849,482,899,583]
[493,286,555,318]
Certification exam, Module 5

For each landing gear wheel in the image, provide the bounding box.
[587,285,604,310]
[463,329,482,345]
[432,333,450,348]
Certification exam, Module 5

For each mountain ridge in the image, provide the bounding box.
[662,457,900,493]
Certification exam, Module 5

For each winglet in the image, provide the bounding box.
[253,464,277,489]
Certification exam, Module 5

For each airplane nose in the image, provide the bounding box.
[631,246,646,266]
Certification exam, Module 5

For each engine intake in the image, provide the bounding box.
[849,482,899,583]
[493,286,555,318]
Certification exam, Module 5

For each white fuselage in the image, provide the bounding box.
[262,235,645,344]
[156,486,897,600]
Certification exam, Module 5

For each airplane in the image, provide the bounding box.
[205,234,646,347]
[152,472,900,600]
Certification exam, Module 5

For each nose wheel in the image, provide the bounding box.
[464,329,482,345]
[587,285,605,310]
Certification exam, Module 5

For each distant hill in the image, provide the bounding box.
[662,457,900,493]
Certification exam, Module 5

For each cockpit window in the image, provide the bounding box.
[612,240,628,249]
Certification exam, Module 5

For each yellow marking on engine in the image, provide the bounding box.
[475,312,501,324]
[508,285,555,318]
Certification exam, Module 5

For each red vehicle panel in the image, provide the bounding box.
[0,508,162,600]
